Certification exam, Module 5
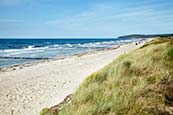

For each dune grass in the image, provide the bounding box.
[41,37,173,115]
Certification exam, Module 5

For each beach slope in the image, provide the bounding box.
[43,37,173,115]
[0,42,146,115]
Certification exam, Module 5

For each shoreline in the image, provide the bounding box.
[0,38,153,115]
[0,37,151,71]
[0,45,120,72]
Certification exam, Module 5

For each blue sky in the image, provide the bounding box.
[0,0,173,38]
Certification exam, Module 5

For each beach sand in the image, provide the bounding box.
[0,40,151,115]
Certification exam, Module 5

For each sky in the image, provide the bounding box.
[0,0,173,38]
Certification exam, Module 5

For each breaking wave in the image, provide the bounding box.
[0,39,140,58]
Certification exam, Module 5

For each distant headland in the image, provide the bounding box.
[118,33,173,39]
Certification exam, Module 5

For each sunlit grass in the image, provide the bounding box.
[41,37,173,115]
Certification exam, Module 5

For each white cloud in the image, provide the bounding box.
[1,0,172,37]
[46,3,173,37]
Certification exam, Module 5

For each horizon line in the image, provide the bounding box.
[0,33,173,39]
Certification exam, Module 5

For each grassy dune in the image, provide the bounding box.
[41,37,173,115]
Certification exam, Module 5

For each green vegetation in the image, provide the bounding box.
[118,34,173,39]
[40,108,50,115]
[168,47,173,58]
[41,37,173,115]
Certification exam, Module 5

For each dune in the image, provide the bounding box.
[0,39,150,115]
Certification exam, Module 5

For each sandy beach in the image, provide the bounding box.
[0,40,150,115]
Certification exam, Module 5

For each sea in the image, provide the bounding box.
[0,38,143,67]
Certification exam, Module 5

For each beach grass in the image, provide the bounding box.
[41,37,173,115]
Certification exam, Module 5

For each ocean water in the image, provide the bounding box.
[0,38,142,67]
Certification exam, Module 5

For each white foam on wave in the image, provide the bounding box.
[75,41,117,48]
[0,46,50,57]
[0,39,141,58]
[25,45,35,49]
[65,43,73,47]
[47,40,120,49]
[49,41,118,49]
[49,41,117,49]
